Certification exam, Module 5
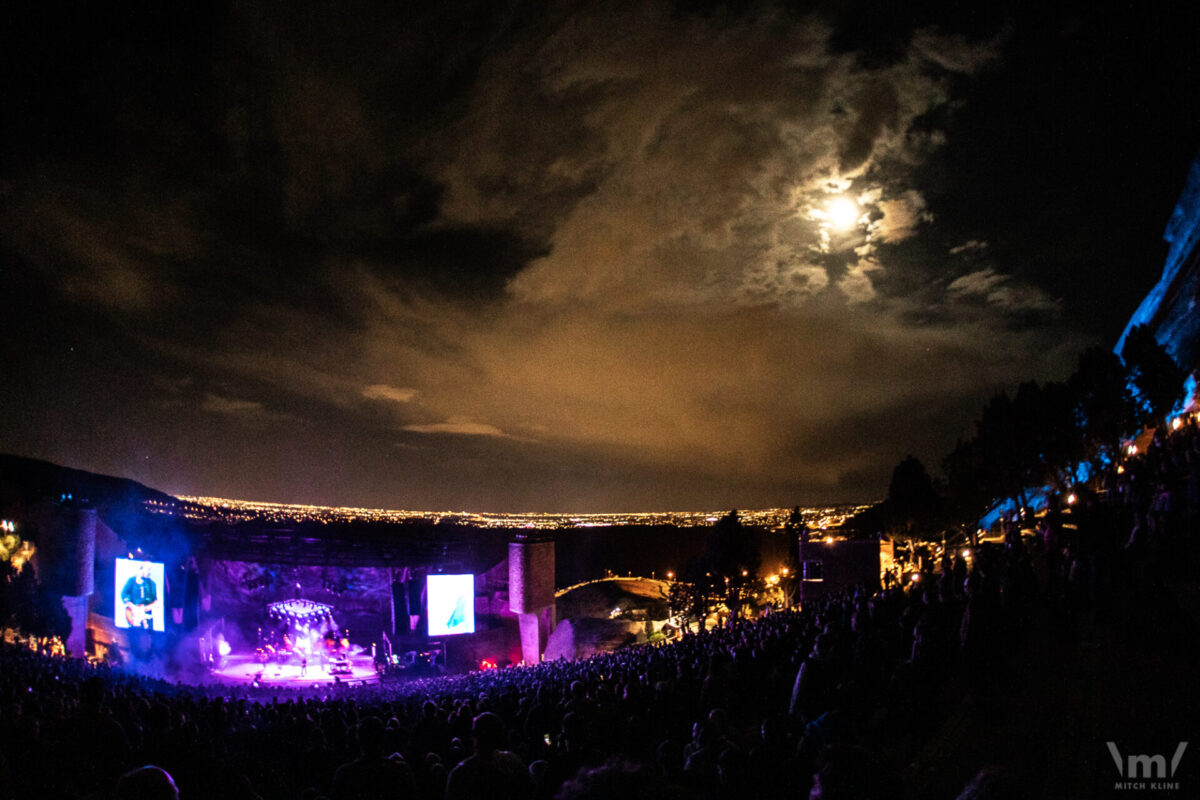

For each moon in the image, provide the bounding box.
[828,196,859,231]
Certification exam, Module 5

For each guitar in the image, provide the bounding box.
[124,601,158,628]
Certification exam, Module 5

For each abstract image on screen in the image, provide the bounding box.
[115,558,166,632]
[427,574,475,636]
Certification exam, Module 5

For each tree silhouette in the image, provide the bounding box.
[943,436,990,526]
[1121,325,1185,429]
[1069,346,1141,472]
[701,510,761,608]
[668,557,708,623]
[972,390,1028,511]
[10,563,70,640]
[884,455,939,537]
[0,559,12,632]
[1011,380,1081,492]
[780,507,805,605]
[937,334,1186,532]
[941,380,1083,526]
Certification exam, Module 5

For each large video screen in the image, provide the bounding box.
[115,558,166,632]
[427,573,475,636]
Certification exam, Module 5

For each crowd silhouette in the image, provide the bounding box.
[2,418,1198,800]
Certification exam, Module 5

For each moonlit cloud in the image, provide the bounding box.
[949,240,989,256]
[201,394,265,416]
[437,6,1002,315]
[947,268,1058,313]
[362,385,418,404]
[874,191,931,244]
[910,29,1005,74]
[947,268,1007,296]
[403,421,509,438]
[2,1,1190,511]
[837,263,880,304]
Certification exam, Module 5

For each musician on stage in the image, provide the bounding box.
[120,561,159,629]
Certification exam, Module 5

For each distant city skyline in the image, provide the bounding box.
[157,495,871,531]
[3,4,1199,512]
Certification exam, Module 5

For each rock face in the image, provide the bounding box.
[544,617,643,661]
[1119,154,1200,373]
[544,578,672,661]
[555,577,671,621]
[509,533,556,665]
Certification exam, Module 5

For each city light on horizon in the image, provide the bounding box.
[166,495,874,531]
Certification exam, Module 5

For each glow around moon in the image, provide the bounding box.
[828,196,860,231]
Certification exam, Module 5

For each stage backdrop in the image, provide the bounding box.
[204,561,393,648]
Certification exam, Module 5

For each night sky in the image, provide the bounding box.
[2,2,1199,512]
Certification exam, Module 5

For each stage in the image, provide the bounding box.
[211,653,380,687]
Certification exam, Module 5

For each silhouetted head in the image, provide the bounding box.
[808,745,892,800]
[81,675,106,710]
[760,715,785,745]
[955,766,1022,799]
[471,712,506,754]
[655,739,683,776]
[117,765,179,800]
[357,716,386,757]
[556,758,661,800]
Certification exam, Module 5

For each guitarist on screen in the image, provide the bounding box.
[121,561,159,629]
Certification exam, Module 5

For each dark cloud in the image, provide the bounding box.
[1,1,1198,511]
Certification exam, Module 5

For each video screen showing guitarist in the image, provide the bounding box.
[117,559,163,631]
